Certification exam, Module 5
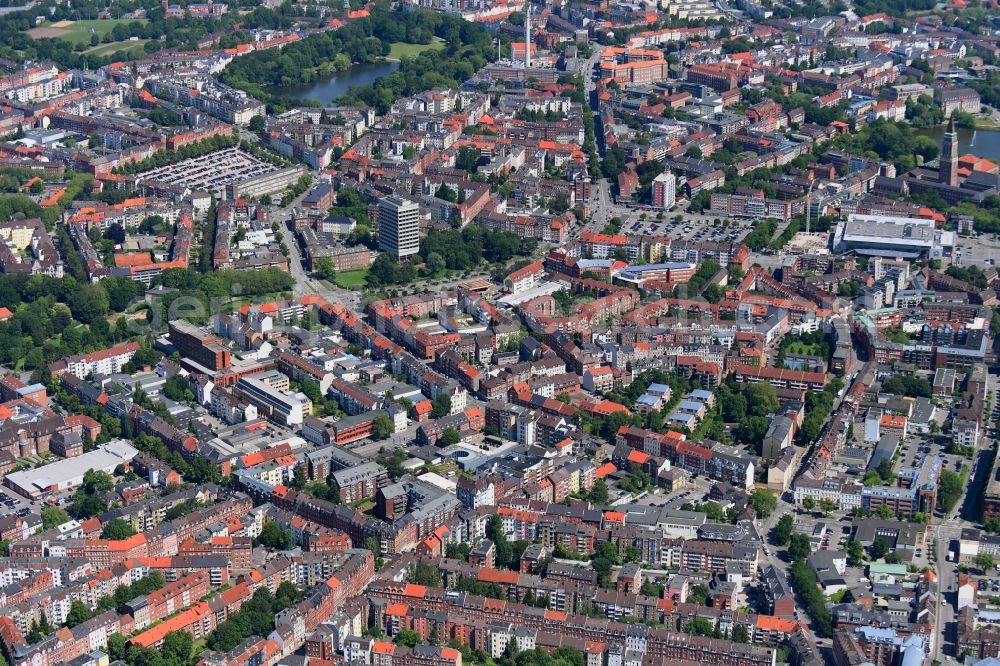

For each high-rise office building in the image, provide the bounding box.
[378,196,420,259]
[652,171,676,209]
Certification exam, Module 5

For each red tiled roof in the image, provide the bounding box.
[479,568,519,585]
[402,583,427,598]
[627,449,650,464]
[386,602,409,616]
[113,252,153,268]
[595,462,617,478]
[129,601,210,648]
[757,615,799,633]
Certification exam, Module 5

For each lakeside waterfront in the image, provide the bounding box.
[916,125,1000,161]
[269,40,443,105]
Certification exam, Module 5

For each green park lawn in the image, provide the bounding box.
[784,340,822,356]
[85,39,148,57]
[386,37,445,61]
[333,269,369,288]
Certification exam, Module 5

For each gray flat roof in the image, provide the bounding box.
[5,440,139,493]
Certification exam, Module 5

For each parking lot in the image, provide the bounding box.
[625,476,715,509]
[952,232,1000,268]
[898,431,959,471]
[615,209,753,244]
[0,491,20,512]
[979,564,1000,599]
[135,147,279,199]
[0,488,38,518]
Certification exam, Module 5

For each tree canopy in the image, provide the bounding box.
[101,518,137,540]
[221,9,497,114]
[749,489,777,517]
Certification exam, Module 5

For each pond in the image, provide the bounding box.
[270,60,400,106]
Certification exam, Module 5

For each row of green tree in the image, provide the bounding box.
[788,557,833,637]
[677,260,722,300]
[741,219,779,252]
[797,376,844,446]
[946,264,990,289]
[111,134,238,175]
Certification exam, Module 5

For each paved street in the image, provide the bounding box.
[582,178,614,235]
[936,522,961,664]
[757,497,825,660]
[282,225,362,310]
[349,421,422,457]
[932,369,1000,663]
[269,192,364,311]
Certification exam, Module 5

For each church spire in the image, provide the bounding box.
[940,114,959,187]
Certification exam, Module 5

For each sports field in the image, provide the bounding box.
[28,19,145,45]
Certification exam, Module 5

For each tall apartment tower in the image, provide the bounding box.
[939,115,959,187]
[378,196,420,259]
[652,171,676,209]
